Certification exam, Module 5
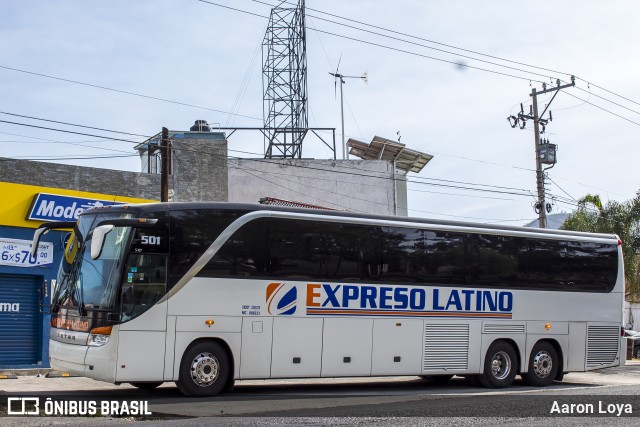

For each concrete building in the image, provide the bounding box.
[228,158,399,215]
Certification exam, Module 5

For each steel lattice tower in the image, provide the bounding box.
[262,0,308,159]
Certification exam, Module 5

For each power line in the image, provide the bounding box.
[275,1,640,112]
[313,29,544,83]
[196,0,266,19]
[407,186,516,201]
[573,86,640,117]
[226,37,264,127]
[7,113,620,204]
[0,111,151,138]
[547,176,577,203]
[231,163,359,212]
[2,118,536,203]
[0,139,134,154]
[232,162,529,222]
[223,152,538,197]
[0,64,262,121]
[1,154,138,161]
[247,0,640,117]
[0,113,556,199]
[0,119,147,143]
[249,0,565,83]
[171,142,538,197]
[2,114,625,209]
[562,91,640,127]
[548,173,629,199]
[409,175,531,193]
[195,0,545,83]
[229,163,525,201]
[251,0,572,78]
[575,77,640,109]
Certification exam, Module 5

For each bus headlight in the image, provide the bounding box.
[87,326,112,347]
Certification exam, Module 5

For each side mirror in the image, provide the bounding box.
[31,227,48,257]
[31,221,75,257]
[91,225,114,260]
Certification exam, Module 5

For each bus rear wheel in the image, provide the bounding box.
[177,341,230,397]
[525,341,558,387]
[477,341,517,388]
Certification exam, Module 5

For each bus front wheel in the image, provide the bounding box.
[477,341,517,388]
[525,341,558,387]
[177,341,230,397]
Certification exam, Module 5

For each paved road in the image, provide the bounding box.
[2,362,640,426]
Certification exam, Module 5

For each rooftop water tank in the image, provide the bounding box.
[190,120,211,132]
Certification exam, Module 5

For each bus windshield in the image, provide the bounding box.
[53,213,132,312]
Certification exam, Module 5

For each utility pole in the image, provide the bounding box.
[508,76,575,228]
[531,88,546,228]
[160,127,169,202]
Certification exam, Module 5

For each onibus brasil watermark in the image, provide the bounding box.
[6,397,152,416]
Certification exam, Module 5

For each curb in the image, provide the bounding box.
[0,368,52,377]
[0,374,18,379]
[45,372,79,378]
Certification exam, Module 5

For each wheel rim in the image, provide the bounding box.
[490,351,512,380]
[190,352,219,387]
[532,350,553,378]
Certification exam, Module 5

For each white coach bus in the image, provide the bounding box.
[34,203,625,396]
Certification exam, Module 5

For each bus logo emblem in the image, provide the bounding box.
[266,283,297,315]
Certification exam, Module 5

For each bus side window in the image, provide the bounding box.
[467,234,522,287]
[380,227,425,283]
[120,254,167,321]
[267,219,322,279]
[202,218,267,278]
[321,222,381,282]
[424,231,466,285]
[563,241,617,292]
[170,209,247,285]
[525,239,565,289]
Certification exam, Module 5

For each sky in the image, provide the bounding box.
[1,0,639,226]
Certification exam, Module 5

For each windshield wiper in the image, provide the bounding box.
[76,271,87,317]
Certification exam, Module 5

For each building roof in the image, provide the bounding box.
[347,136,434,173]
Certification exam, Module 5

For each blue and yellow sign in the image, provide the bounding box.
[0,182,156,229]
[27,193,125,222]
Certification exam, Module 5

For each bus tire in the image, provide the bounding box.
[224,377,235,393]
[525,341,558,387]
[130,382,163,390]
[177,341,230,397]
[464,375,482,387]
[478,341,517,388]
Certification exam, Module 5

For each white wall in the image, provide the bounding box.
[228,159,400,215]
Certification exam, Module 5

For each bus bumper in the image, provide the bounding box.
[49,330,118,383]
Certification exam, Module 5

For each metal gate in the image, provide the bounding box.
[0,274,41,366]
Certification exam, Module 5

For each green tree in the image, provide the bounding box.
[561,191,640,301]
